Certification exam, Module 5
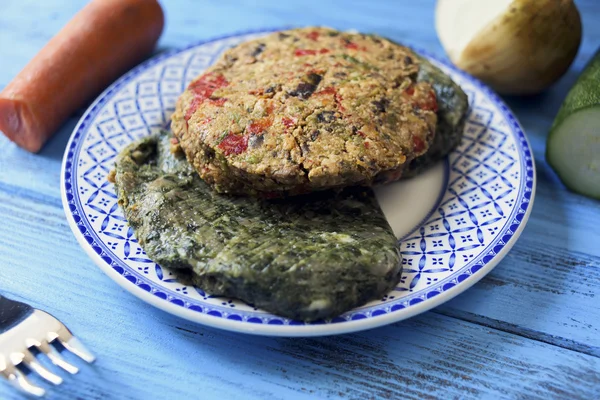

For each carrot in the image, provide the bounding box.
[0,0,164,152]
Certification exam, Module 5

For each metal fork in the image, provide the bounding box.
[0,295,95,397]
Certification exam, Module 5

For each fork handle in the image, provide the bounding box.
[0,295,32,333]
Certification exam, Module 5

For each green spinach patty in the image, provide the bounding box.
[405,54,469,176]
[111,131,402,321]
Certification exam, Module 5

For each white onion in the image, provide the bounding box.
[436,0,582,95]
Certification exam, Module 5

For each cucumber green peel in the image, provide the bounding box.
[547,48,600,199]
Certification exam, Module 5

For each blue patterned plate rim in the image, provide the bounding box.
[60,27,536,336]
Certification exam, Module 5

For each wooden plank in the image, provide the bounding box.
[2,0,599,202]
[3,158,600,360]
[437,174,600,354]
[2,0,600,398]
[1,289,599,399]
[1,187,599,399]
[430,0,600,350]
[0,0,599,363]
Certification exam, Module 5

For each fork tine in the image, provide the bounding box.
[21,349,63,385]
[57,328,96,363]
[58,336,96,364]
[36,340,79,374]
[8,366,46,397]
[49,323,96,364]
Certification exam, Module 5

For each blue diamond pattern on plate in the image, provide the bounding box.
[62,29,535,333]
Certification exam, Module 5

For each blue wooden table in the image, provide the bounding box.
[1,1,599,398]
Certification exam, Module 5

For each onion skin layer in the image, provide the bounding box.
[455,0,582,95]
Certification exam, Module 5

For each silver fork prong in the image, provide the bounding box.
[9,365,46,397]
[50,325,95,364]
[21,348,63,385]
[58,336,96,364]
[36,341,79,374]
[1,297,95,397]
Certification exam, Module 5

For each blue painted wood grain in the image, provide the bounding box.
[1,0,599,398]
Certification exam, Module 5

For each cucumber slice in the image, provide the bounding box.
[547,48,600,199]
[547,108,600,198]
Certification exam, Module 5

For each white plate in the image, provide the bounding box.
[61,29,536,336]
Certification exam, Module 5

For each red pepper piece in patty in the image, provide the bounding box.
[218,132,248,155]
[413,136,425,153]
[208,97,227,106]
[184,97,203,123]
[315,86,336,96]
[342,39,366,51]
[306,31,320,41]
[294,48,330,56]
[404,86,438,112]
[282,117,296,129]
[295,49,317,56]
[314,86,345,112]
[335,93,346,112]
[185,72,229,122]
[422,90,438,112]
[248,117,273,135]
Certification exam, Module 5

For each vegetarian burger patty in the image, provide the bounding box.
[171,27,438,196]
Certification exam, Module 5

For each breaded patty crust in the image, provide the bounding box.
[171,27,438,196]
